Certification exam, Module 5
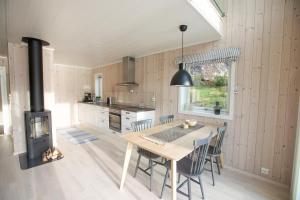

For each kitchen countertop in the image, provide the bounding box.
[79,101,155,112]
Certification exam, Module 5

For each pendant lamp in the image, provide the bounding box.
[170,25,193,87]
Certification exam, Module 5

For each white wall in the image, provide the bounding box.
[54,64,92,129]
[8,43,56,154]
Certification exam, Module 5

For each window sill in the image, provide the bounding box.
[178,110,233,120]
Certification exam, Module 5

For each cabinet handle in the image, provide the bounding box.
[126,112,130,114]
[126,117,130,120]
[126,128,130,130]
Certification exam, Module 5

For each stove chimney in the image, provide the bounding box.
[22,37,50,112]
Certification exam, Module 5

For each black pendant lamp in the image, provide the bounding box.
[170,25,193,87]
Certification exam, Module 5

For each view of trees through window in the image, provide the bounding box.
[188,62,230,112]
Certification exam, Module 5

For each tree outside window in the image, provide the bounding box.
[179,61,233,118]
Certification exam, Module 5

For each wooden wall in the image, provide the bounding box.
[8,43,56,154]
[7,44,93,153]
[92,0,300,185]
[54,64,92,128]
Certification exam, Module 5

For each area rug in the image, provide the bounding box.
[57,128,98,144]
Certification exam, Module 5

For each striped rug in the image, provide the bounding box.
[57,128,98,144]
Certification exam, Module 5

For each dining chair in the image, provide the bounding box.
[160,133,213,200]
[159,115,175,124]
[205,122,227,186]
[131,119,162,191]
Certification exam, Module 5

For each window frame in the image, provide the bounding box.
[94,73,103,98]
[178,62,236,120]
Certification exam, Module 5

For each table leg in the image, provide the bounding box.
[171,160,177,200]
[219,153,224,168]
[120,142,133,190]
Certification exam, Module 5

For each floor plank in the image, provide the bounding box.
[0,126,290,200]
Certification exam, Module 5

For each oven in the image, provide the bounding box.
[109,108,121,132]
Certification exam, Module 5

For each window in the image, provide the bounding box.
[95,74,103,98]
[179,61,235,119]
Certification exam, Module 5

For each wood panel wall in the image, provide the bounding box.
[54,64,93,128]
[92,0,300,185]
[8,43,56,154]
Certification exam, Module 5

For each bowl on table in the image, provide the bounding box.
[185,119,197,127]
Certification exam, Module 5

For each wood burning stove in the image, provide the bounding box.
[25,111,52,160]
[22,37,53,160]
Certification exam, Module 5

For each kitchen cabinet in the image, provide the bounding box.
[78,103,155,133]
[78,103,109,129]
[121,110,155,133]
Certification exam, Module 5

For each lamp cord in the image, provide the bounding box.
[182,31,184,63]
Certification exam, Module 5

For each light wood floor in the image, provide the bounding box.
[0,126,290,200]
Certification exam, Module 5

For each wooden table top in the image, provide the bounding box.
[121,120,218,161]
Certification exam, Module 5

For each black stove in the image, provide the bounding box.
[20,37,53,168]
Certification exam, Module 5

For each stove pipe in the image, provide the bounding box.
[22,37,50,112]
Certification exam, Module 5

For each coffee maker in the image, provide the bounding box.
[83,92,92,102]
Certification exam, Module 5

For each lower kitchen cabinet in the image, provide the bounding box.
[121,110,155,133]
[78,103,155,133]
[78,103,109,129]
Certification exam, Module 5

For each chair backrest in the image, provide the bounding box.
[189,133,213,176]
[159,115,175,124]
[212,122,227,154]
[131,119,152,132]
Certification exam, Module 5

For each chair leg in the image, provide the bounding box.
[198,176,205,199]
[160,168,169,199]
[177,174,181,183]
[134,154,141,177]
[187,178,192,200]
[149,159,153,191]
[216,156,221,175]
[210,156,215,186]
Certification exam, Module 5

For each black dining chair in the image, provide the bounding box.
[131,119,162,191]
[160,133,213,200]
[159,115,175,124]
[205,122,227,186]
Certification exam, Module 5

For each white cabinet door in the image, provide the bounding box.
[97,107,109,129]
[121,110,155,133]
[136,111,155,127]
[81,105,109,130]
[78,104,84,122]
[78,103,88,123]
[121,110,137,133]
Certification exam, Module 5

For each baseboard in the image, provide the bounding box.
[224,165,290,189]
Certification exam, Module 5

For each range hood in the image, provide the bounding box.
[118,56,139,86]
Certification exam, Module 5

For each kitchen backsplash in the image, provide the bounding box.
[102,90,156,108]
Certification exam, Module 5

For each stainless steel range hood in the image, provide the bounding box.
[118,56,139,86]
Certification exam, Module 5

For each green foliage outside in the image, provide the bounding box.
[214,76,227,87]
[190,75,228,109]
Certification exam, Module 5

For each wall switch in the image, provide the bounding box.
[261,167,269,175]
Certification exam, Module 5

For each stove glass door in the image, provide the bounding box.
[109,113,121,132]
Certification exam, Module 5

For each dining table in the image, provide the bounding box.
[119,119,218,200]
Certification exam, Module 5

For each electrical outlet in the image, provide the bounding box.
[261,167,269,175]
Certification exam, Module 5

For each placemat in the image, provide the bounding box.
[144,123,204,143]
